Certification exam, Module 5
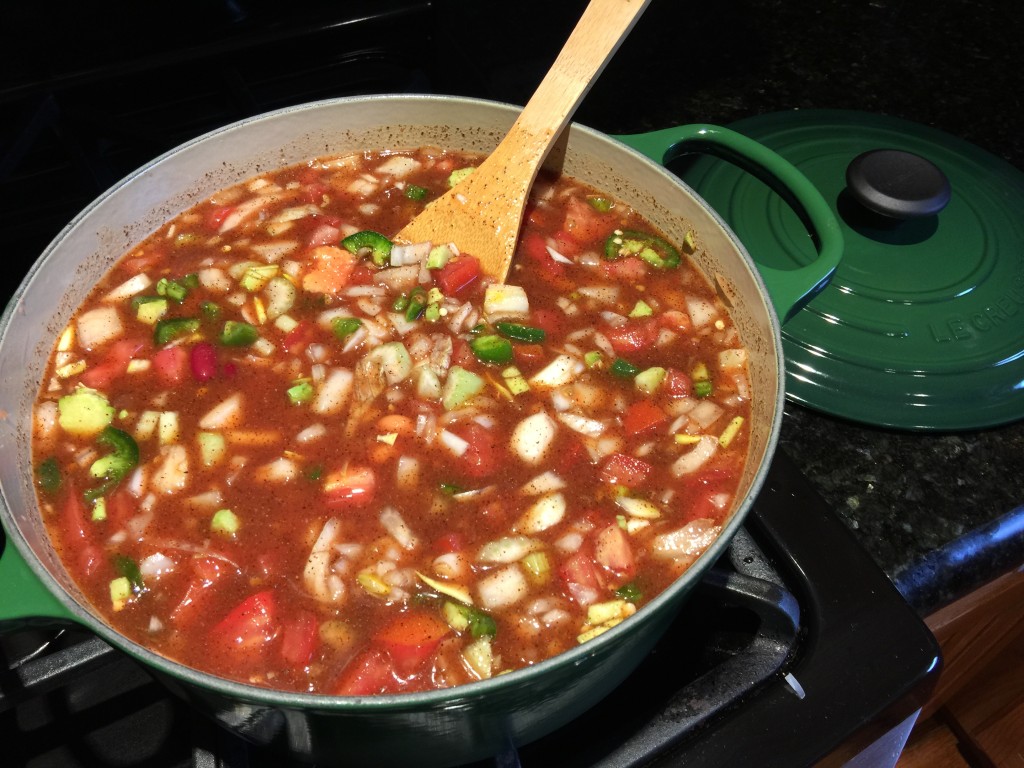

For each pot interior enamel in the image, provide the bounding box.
[0,95,783,767]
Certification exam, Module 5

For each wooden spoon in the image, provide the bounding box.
[395,0,652,282]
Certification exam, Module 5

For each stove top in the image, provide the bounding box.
[0,3,939,764]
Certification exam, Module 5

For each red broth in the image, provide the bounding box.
[31,148,751,694]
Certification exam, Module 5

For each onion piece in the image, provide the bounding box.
[671,435,719,476]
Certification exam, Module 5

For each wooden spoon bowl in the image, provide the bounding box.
[395,0,652,282]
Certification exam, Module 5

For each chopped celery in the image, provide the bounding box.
[365,342,413,385]
[441,366,484,410]
[197,431,226,467]
[91,498,106,521]
[520,551,550,584]
[240,263,279,292]
[635,366,666,394]
[462,636,493,679]
[426,244,453,269]
[628,300,654,318]
[264,275,296,319]
[133,296,168,325]
[501,366,530,395]
[584,350,605,369]
[694,379,713,398]
[719,416,745,448]
[211,508,240,536]
[109,577,132,611]
[447,167,475,187]
[287,380,314,405]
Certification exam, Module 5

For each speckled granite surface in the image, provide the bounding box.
[446,0,1024,615]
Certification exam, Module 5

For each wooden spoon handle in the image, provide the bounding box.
[396,0,650,282]
[510,0,651,152]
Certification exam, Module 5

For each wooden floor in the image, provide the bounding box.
[896,627,1024,767]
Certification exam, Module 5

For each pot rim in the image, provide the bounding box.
[0,92,785,711]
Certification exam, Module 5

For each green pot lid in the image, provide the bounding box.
[678,109,1024,431]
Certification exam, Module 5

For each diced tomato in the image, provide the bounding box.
[104,488,137,527]
[348,263,374,286]
[451,337,475,368]
[301,182,330,206]
[302,245,356,294]
[59,486,103,578]
[282,320,318,355]
[434,532,464,554]
[80,338,146,389]
[512,343,545,366]
[677,467,739,523]
[170,556,231,627]
[594,524,637,581]
[333,649,398,696]
[323,465,377,509]
[603,255,649,283]
[559,549,605,604]
[435,255,481,296]
[660,309,693,334]
[189,342,218,382]
[518,233,573,291]
[563,196,613,243]
[529,308,567,341]
[281,611,320,667]
[664,367,693,398]
[374,610,450,674]
[603,317,659,355]
[205,205,235,233]
[120,250,165,276]
[556,437,588,475]
[622,399,669,436]
[599,453,652,488]
[549,229,581,258]
[211,590,279,653]
[153,344,189,386]
[447,422,500,479]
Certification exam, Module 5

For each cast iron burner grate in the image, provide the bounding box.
[0,453,940,767]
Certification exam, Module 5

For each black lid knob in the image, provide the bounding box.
[846,149,951,218]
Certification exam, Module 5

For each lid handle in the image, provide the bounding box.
[618,124,843,323]
[845,149,951,218]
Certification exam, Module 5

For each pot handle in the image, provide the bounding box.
[0,533,75,625]
[616,124,843,323]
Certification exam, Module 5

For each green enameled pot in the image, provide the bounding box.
[0,95,841,767]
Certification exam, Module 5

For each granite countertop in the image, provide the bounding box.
[442,0,1024,616]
